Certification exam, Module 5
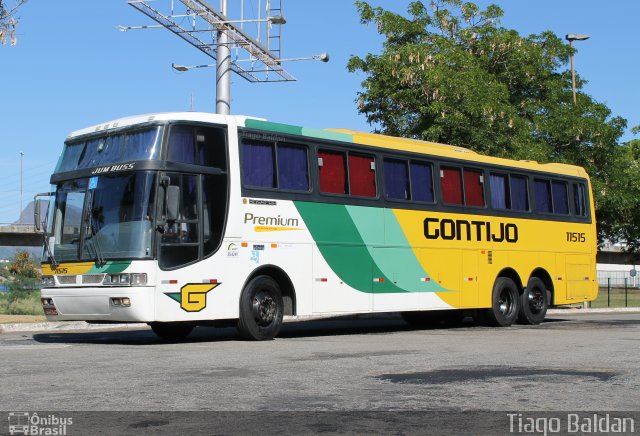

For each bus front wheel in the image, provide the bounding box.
[237,275,284,340]
[149,322,195,340]
[517,277,549,325]
[484,277,520,327]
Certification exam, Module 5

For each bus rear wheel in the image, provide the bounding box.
[237,275,284,341]
[149,322,195,340]
[484,277,520,327]
[518,277,549,325]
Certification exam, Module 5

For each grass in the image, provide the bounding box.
[591,287,640,308]
[0,291,44,316]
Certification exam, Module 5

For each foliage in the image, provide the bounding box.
[0,0,27,45]
[1,250,40,307]
[6,250,40,278]
[348,0,635,248]
[0,291,42,315]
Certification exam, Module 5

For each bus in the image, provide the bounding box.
[37,112,597,340]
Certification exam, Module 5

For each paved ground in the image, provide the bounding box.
[1,311,639,414]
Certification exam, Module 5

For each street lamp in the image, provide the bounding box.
[171,52,330,72]
[565,33,590,105]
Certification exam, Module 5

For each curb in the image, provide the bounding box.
[0,321,146,334]
[1,307,638,333]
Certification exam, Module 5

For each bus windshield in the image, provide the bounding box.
[56,126,162,173]
[49,171,157,262]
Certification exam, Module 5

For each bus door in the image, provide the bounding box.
[565,254,592,299]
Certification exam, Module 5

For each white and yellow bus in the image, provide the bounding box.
[38,112,597,340]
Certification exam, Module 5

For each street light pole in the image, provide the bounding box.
[565,33,590,105]
[20,151,24,217]
[216,0,231,115]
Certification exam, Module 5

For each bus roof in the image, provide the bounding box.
[66,112,264,139]
[67,112,588,178]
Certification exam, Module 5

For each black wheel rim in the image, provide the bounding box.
[498,289,514,316]
[251,290,276,327]
[527,287,545,314]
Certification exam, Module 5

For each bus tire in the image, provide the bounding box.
[484,277,520,327]
[149,322,194,340]
[518,277,549,325]
[237,275,284,341]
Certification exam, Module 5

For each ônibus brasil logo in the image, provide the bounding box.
[8,412,73,435]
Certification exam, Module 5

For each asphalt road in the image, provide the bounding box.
[1,312,639,434]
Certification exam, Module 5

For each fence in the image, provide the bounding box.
[593,278,640,308]
[597,270,639,288]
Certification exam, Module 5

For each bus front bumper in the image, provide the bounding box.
[40,286,155,323]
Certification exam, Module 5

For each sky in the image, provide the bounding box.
[0,0,638,224]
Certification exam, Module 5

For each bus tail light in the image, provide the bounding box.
[41,298,58,315]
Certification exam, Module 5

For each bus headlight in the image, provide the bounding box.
[41,276,55,287]
[103,273,147,286]
[131,273,147,286]
[103,274,129,285]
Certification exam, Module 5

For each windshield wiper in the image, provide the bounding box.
[42,232,58,269]
[84,190,106,267]
[87,217,106,268]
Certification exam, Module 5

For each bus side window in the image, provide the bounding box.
[552,181,569,215]
[167,125,197,164]
[510,175,529,211]
[384,158,410,200]
[573,183,587,217]
[490,173,510,209]
[242,140,276,188]
[348,153,376,197]
[318,150,347,194]
[441,167,463,205]
[464,169,485,207]
[534,179,552,213]
[197,127,227,169]
[410,161,434,202]
[277,143,309,191]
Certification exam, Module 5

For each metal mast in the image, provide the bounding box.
[216,0,231,114]
[125,0,297,114]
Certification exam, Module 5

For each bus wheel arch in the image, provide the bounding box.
[242,265,296,316]
[495,268,524,293]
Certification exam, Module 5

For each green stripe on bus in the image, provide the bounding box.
[88,261,131,274]
[244,119,303,136]
[245,119,353,143]
[295,202,443,294]
[345,206,446,293]
[301,127,353,143]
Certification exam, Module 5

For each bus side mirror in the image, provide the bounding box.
[34,206,41,231]
[33,193,53,232]
[166,185,180,221]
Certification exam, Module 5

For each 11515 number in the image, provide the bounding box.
[566,232,586,243]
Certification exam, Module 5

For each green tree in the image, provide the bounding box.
[4,250,40,303]
[348,0,631,246]
[0,0,27,45]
